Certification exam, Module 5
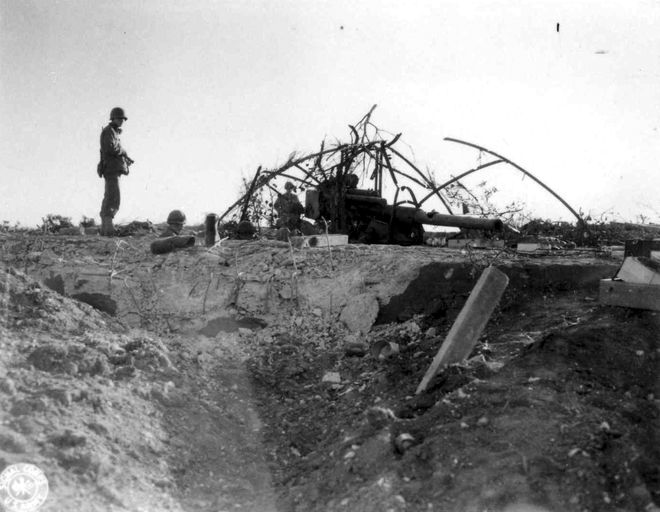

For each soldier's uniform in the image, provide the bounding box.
[274,182,304,232]
[99,107,132,236]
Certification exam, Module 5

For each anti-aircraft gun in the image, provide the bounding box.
[304,172,503,245]
[216,108,583,244]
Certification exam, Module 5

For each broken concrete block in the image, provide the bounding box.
[293,234,348,249]
[416,266,509,394]
[517,241,551,253]
[339,293,379,333]
[615,257,660,285]
[599,279,660,312]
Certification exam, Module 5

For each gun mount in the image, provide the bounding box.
[305,174,503,245]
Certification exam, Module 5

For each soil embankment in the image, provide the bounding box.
[1,233,657,512]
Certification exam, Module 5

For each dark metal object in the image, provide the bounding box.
[624,239,660,257]
[150,236,196,255]
[305,179,503,245]
[205,214,217,247]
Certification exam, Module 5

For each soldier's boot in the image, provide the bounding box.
[100,217,114,237]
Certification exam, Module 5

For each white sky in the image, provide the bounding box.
[1,0,659,227]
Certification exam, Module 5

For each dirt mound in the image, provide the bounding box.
[1,233,657,511]
[248,299,660,512]
[0,268,277,511]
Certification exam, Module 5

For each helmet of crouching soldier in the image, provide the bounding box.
[167,209,186,225]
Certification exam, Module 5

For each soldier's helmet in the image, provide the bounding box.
[284,181,296,191]
[167,209,186,225]
[110,107,128,120]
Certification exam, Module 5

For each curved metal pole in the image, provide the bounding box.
[388,147,454,214]
[263,171,315,187]
[444,137,584,224]
[399,186,419,207]
[417,159,504,206]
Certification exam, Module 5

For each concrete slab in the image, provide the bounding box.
[599,279,660,311]
[615,257,660,285]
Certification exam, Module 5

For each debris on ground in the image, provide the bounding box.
[0,222,658,511]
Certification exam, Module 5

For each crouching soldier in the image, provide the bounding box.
[160,210,186,237]
[274,181,304,233]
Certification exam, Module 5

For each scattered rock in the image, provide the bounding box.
[365,406,397,429]
[45,387,73,406]
[279,284,293,300]
[50,429,87,448]
[55,449,107,476]
[0,427,28,453]
[322,372,341,384]
[86,421,109,436]
[339,293,379,333]
[11,398,48,416]
[89,357,111,376]
[27,345,69,373]
[0,377,17,395]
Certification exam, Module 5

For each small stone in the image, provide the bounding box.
[238,327,253,336]
[476,416,490,427]
[425,327,437,338]
[113,365,136,379]
[344,450,356,459]
[45,387,72,406]
[56,449,107,476]
[279,285,293,300]
[86,421,109,436]
[460,422,469,429]
[339,293,379,334]
[312,308,322,317]
[0,377,16,395]
[50,429,87,448]
[322,372,341,384]
[0,427,28,453]
[89,357,111,376]
[62,361,79,375]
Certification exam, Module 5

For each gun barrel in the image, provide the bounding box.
[389,206,504,231]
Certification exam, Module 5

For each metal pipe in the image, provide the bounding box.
[386,205,504,231]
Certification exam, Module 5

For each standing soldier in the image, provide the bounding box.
[98,107,134,236]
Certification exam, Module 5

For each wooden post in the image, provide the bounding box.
[416,266,509,395]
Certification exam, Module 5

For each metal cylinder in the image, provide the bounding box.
[150,236,196,255]
[205,214,217,247]
[390,206,504,231]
